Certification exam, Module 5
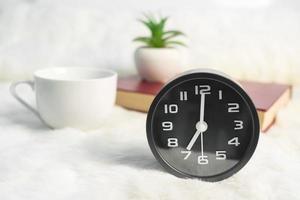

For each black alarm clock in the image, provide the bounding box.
[146,69,259,182]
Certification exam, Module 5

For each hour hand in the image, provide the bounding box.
[186,129,201,151]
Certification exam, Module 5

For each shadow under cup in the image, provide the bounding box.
[12,67,118,130]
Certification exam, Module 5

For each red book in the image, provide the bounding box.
[117,75,292,132]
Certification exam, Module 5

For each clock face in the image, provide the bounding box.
[146,71,259,182]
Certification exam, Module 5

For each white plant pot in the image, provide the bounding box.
[134,47,183,83]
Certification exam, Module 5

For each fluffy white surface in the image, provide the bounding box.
[0,0,300,84]
[0,83,299,200]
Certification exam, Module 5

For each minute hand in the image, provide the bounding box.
[199,93,205,124]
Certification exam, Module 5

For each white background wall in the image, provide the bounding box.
[0,0,299,84]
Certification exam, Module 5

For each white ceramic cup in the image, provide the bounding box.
[10,67,117,130]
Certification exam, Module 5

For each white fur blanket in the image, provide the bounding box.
[0,83,299,200]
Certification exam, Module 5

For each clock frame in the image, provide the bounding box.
[146,69,260,182]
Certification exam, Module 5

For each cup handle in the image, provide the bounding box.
[10,80,40,118]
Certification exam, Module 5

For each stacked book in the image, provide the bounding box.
[116,75,292,132]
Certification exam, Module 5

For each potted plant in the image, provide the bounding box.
[133,15,186,83]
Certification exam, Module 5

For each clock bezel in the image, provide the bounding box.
[146,70,260,182]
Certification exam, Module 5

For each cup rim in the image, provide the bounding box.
[34,67,117,82]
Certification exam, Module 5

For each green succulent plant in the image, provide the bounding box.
[133,15,186,48]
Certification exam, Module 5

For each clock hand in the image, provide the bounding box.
[199,93,205,125]
[200,132,204,157]
[186,129,201,151]
[199,92,205,157]
[186,93,207,151]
